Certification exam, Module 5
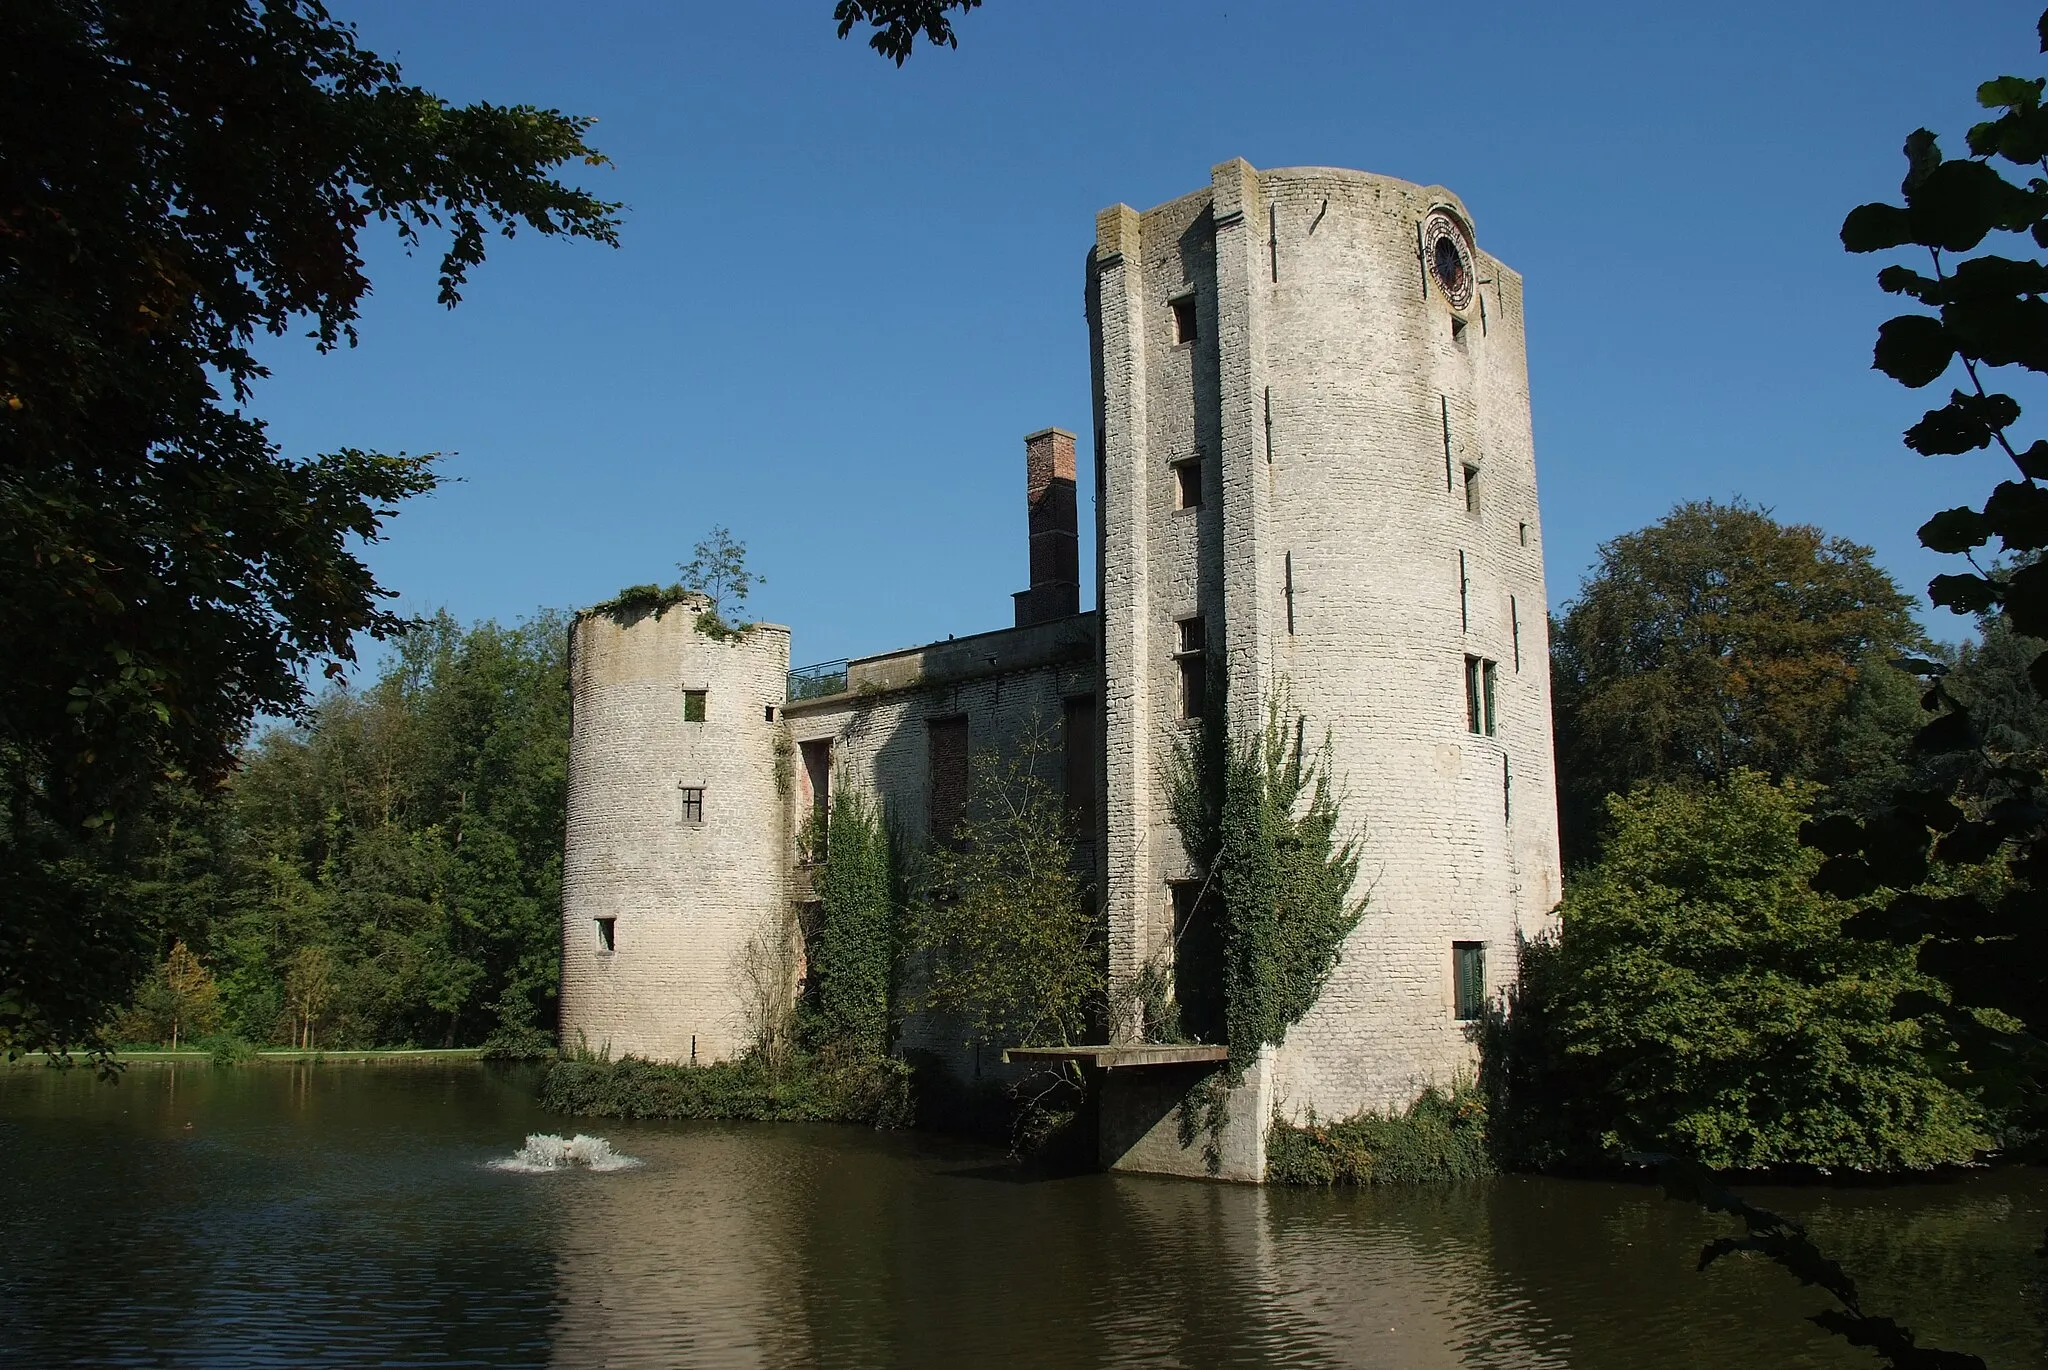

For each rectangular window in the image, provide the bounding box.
[799,739,831,860]
[1462,463,1480,514]
[1464,655,1498,736]
[1170,880,1227,1043]
[928,715,970,841]
[1173,458,1203,509]
[1171,295,1197,344]
[1510,596,1521,672]
[1453,942,1485,1021]
[1063,694,1098,836]
[1175,616,1206,721]
[595,917,616,954]
[1451,313,1468,344]
[683,689,707,723]
[679,786,705,824]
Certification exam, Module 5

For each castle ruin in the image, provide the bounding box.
[560,160,1561,1180]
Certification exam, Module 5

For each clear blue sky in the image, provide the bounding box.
[255,0,2043,670]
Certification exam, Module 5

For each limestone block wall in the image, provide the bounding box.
[560,608,792,1063]
[1090,160,1562,1134]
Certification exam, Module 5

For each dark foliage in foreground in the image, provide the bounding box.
[0,0,618,1062]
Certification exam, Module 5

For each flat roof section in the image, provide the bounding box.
[1003,1044,1230,1070]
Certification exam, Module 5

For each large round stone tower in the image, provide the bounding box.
[559,604,792,1063]
[1089,160,1560,1175]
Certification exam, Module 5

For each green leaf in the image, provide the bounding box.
[1905,158,2040,251]
[1918,505,1992,552]
[1842,201,1914,253]
[1801,814,1866,857]
[1928,572,2001,614]
[1874,314,1954,387]
[1983,479,2048,549]
[1978,74,2044,112]
[1813,855,1880,898]
[1876,264,1942,301]
[2007,560,2048,636]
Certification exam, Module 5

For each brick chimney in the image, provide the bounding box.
[1013,427,1080,627]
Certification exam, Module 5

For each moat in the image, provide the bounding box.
[2,1063,2042,1368]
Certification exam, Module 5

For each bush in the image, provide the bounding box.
[478,1023,556,1061]
[1521,772,1987,1173]
[540,1048,913,1128]
[197,1033,256,1066]
[1267,1083,1492,1185]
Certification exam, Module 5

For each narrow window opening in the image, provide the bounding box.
[1511,596,1521,672]
[1284,552,1296,635]
[683,688,707,723]
[1462,463,1480,514]
[928,716,970,843]
[1518,520,1529,547]
[1440,395,1453,491]
[1503,753,1513,822]
[1458,551,1469,632]
[595,917,616,954]
[1268,204,1279,283]
[679,786,705,824]
[1453,942,1485,1021]
[1171,295,1197,344]
[1173,458,1203,509]
[799,739,831,857]
[1170,880,1227,1042]
[1464,655,1499,736]
[1480,293,1489,335]
[1062,695,1098,835]
[1175,616,1207,720]
[1263,387,1274,465]
[1451,314,1468,344]
[764,704,777,723]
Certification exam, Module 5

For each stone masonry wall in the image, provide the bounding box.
[560,609,792,1063]
[1090,162,1563,1161]
[782,614,1099,1075]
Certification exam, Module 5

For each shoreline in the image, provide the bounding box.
[7,1048,488,1067]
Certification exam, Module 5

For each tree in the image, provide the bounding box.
[1538,772,1985,1173]
[1814,5,2048,1074]
[0,1,618,1060]
[1551,499,1924,861]
[284,944,334,1051]
[833,1,984,64]
[906,727,1100,1052]
[677,527,762,634]
[112,940,222,1049]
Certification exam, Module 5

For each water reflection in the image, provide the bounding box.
[2,1064,2043,1368]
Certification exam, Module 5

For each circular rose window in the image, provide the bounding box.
[1422,211,1475,311]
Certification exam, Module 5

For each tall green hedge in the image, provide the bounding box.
[807,790,896,1053]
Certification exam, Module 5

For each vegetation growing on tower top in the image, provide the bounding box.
[589,527,765,641]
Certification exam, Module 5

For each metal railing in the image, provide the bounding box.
[786,659,849,701]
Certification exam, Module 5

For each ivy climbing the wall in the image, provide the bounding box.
[1168,691,1369,1071]
[805,789,897,1055]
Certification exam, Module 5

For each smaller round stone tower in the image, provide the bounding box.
[559,602,792,1063]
